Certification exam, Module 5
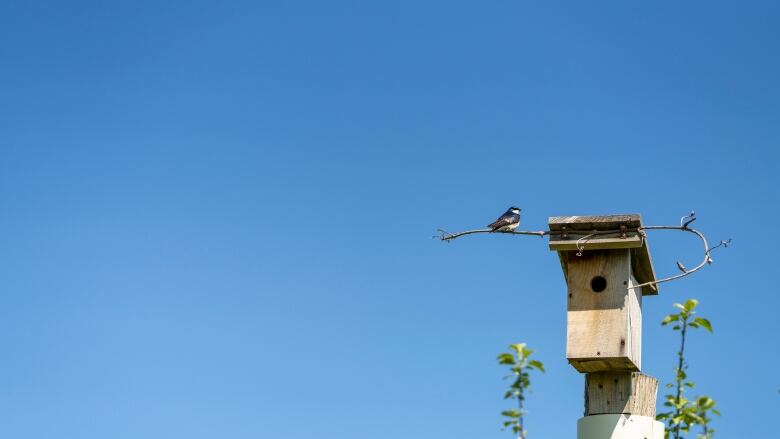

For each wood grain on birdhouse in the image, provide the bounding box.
[584,372,658,418]
[563,249,642,372]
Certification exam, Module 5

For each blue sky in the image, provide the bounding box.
[1,1,778,438]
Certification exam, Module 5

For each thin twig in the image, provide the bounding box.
[437,228,547,242]
[674,314,688,439]
[628,227,730,291]
[573,230,633,256]
[436,219,731,291]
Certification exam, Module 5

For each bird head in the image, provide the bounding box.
[509,207,521,214]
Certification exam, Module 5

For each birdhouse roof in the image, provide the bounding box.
[548,214,658,295]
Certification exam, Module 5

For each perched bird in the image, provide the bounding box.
[488,207,522,232]
[676,261,687,273]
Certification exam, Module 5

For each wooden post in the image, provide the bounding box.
[548,215,665,438]
[585,372,658,417]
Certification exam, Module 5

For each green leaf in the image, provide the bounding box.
[509,343,527,356]
[688,413,706,424]
[661,314,680,325]
[684,298,699,311]
[693,317,713,333]
[528,360,546,373]
[696,396,716,409]
[673,303,686,312]
[497,353,516,365]
[501,409,520,418]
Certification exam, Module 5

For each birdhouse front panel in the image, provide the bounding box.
[564,249,642,372]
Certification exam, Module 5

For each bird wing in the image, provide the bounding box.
[488,218,509,229]
[488,214,517,229]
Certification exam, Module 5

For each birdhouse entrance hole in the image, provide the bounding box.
[590,276,607,293]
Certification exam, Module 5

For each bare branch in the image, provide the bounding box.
[628,226,711,291]
[572,229,639,256]
[680,210,696,229]
[436,213,731,291]
[626,227,731,291]
[437,228,547,242]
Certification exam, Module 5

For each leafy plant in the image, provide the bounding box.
[693,396,720,439]
[657,299,719,439]
[497,343,544,439]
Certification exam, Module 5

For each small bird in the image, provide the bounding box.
[676,261,687,273]
[488,207,522,232]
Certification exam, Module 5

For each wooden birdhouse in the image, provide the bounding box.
[548,215,658,373]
